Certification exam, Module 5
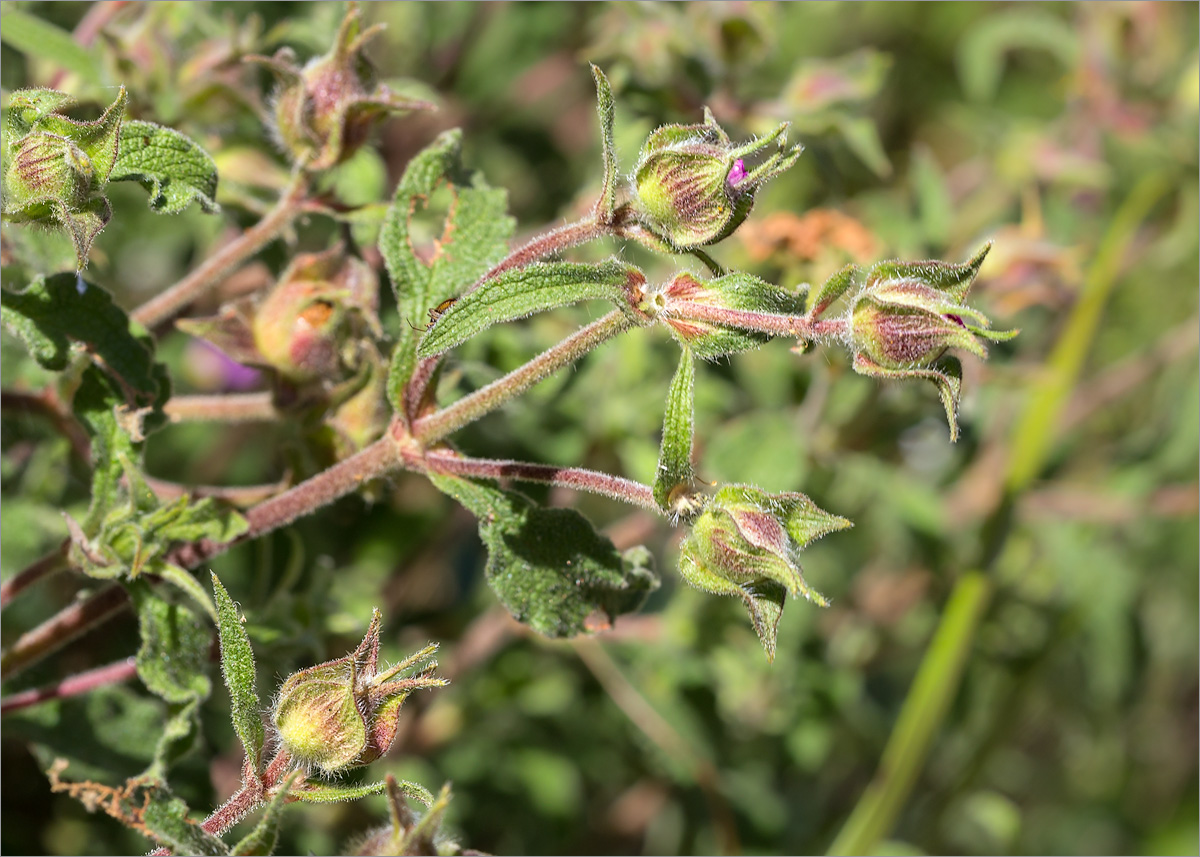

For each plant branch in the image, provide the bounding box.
[131,169,310,330]
[413,310,634,445]
[143,474,291,507]
[0,656,137,715]
[420,449,659,512]
[1,539,70,609]
[466,216,614,296]
[668,300,846,341]
[163,392,279,423]
[0,584,129,680]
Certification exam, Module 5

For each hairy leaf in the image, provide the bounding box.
[591,65,618,217]
[418,260,641,357]
[211,574,265,774]
[110,120,220,214]
[5,88,78,136]
[806,263,860,318]
[866,243,991,302]
[663,272,807,360]
[430,474,660,637]
[143,790,230,856]
[378,129,514,402]
[653,347,696,513]
[289,778,421,805]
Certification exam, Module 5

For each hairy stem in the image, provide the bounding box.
[0,657,137,715]
[413,310,634,445]
[144,475,291,507]
[0,539,69,609]
[420,449,659,511]
[168,435,400,568]
[668,300,846,341]
[163,392,279,423]
[0,584,129,680]
[131,169,310,329]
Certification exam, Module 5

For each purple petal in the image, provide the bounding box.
[727,158,747,187]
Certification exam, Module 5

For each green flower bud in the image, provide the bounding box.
[252,5,433,170]
[272,611,446,774]
[5,132,94,210]
[845,244,1017,441]
[678,485,849,659]
[633,111,802,250]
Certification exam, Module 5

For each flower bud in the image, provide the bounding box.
[253,5,433,170]
[251,246,381,383]
[272,611,446,774]
[5,132,94,210]
[678,485,849,659]
[633,111,802,250]
[844,244,1017,441]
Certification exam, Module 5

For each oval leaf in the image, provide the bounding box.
[653,347,696,512]
[211,574,265,774]
[110,120,220,214]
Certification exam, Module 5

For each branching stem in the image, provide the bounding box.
[131,169,310,329]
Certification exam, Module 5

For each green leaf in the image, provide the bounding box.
[591,65,618,218]
[378,129,514,402]
[289,778,406,805]
[211,574,265,774]
[956,10,1079,102]
[653,347,696,513]
[110,120,220,214]
[417,260,641,357]
[229,772,300,856]
[1,273,161,400]
[0,10,104,82]
[143,790,230,856]
[806,263,860,319]
[430,474,660,637]
[866,243,991,302]
[130,583,213,779]
[70,367,141,533]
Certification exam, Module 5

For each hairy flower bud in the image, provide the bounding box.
[252,5,433,170]
[844,244,1017,441]
[633,111,802,250]
[5,132,94,209]
[678,485,849,659]
[272,611,446,774]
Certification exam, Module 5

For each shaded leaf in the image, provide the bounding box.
[1,273,160,401]
[430,474,660,637]
[211,574,265,774]
[110,120,220,214]
[418,260,641,357]
[653,347,696,513]
[143,790,230,856]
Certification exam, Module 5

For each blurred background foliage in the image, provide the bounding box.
[1,2,1197,855]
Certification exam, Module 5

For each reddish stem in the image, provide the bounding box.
[0,657,137,715]
[163,393,278,424]
[421,449,659,511]
[1,539,70,609]
[0,585,129,680]
[668,300,847,341]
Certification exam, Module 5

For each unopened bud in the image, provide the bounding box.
[272,611,446,774]
[633,113,802,250]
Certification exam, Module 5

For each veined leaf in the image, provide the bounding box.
[653,347,696,513]
[378,130,514,404]
[110,120,220,214]
[211,574,265,775]
[418,260,641,357]
[430,474,660,637]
